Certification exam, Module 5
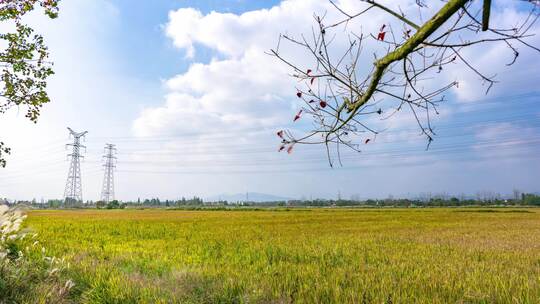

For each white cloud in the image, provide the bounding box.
[137,0,540,141]
[138,1,335,137]
[165,1,330,58]
[136,0,412,138]
[133,50,296,137]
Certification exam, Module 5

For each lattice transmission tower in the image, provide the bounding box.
[64,127,88,205]
[100,143,117,203]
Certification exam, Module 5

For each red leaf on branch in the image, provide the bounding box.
[306,69,312,75]
[365,138,371,144]
[319,100,327,108]
[287,145,294,154]
[277,130,284,138]
[296,92,302,98]
[377,32,386,41]
[278,145,286,152]
[310,77,315,85]
[293,110,303,122]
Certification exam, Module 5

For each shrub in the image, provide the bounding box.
[0,205,74,303]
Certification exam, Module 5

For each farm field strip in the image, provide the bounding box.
[25,208,540,303]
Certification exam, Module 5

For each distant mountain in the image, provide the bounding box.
[206,192,293,203]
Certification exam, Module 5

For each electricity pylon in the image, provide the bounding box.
[100,143,116,203]
[64,127,88,205]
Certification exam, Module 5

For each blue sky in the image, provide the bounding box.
[0,0,539,201]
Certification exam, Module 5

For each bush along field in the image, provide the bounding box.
[13,208,540,303]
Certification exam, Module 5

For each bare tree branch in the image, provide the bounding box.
[272,0,540,165]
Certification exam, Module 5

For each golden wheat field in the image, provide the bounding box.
[24,208,540,303]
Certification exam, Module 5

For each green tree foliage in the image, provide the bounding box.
[106,200,120,209]
[522,193,540,206]
[0,0,59,167]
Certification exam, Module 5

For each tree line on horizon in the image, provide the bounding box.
[2,193,540,209]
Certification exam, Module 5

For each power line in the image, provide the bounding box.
[1,92,540,192]
[3,104,538,165]
[106,138,540,170]
[2,132,539,179]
